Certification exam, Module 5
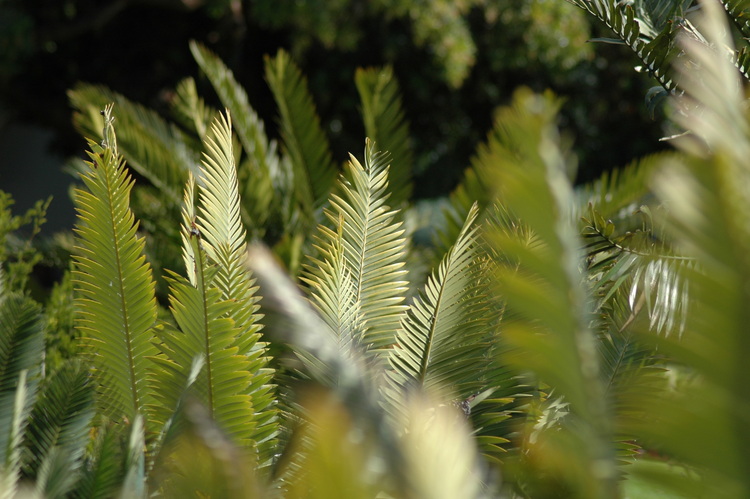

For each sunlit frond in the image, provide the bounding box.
[72,104,159,425]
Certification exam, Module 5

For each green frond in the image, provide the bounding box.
[153,272,258,448]
[386,203,486,398]
[301,228,367,350]
[568,0,681,91]
[34,446,81,499]
[245,244,411,493]
[72,104,159,424]
[264,49,337,217]
[170,77,218,142]
[309,140,409,354]
[0,370,36,499]
[489,89,618,497]
[0,295,44,392]
[721,0,750,39]
[190,41,280,232]
[582,205,693,336]
[68,84,197,205]
[72,425,124,499]
[154,113,277,460]
[355,66,413,206]
[574,154,665,223]
[630,5,750,493]
[23,361,94,480]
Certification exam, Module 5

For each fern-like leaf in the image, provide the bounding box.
[68,84,197,205]
[190,41,280,232]
[23,360,94,481]
[386,203,486,399]
[306,140,408,354]
[264,49,337,217]
[489,89,618,497]
[72,104,159,425]
[355,66,413,206]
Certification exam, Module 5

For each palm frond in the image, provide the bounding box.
[0,295,44,393]
[190,41,281,232]
[33,446,81,499]
[301,225,367,351]
[170,77,218,142]
[194,111,278,459]
[568,0,682,91]
[23,360,94,480]
[355,66,413,207]
[0,370,36,499]
[630,4,750,494]
[68,84,197,205]
[72,103,159,425]
[307,140,409,354]
[72,425,124,499]
[264,49,337,217]
[386,203,486,400]
[488,89,618,497]
[582,205,693,336]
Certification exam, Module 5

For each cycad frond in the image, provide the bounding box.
[72,104,159,424]
[0,295,44,392]
[568,0,681,91]
[190,41,280,231]
[264,50,337,216]
[23,361,94,480]
[386,203,486,399]
[0,370,36,499]
[170,77,218,142]
[632,4,750,494]
[489,89,618,497]
[154,271,258,448]
[72,425,124,499]
[309,140,409,353]
[155,112,277,459]
[301,227,367,351]
[68,84,196,204]
[582,206,693,336]
[355,66,413,206]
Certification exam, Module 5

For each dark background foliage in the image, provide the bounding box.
[0,0,665,225]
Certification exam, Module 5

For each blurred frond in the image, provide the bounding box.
[68,84,197,205]
[264,50,337,218]
[355,66,413,207]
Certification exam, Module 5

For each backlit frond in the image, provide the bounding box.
[72,104,159,425]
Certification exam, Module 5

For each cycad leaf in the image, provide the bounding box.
[154,112,277,460]
[308,140,409,354]
[301,226,367,351]
[68,84,197,205]
[195,111,277,457]
[386,203,486,399]
[170,77,218,142]
[632,4,750,494]
[72,104,159,425]
[489,89,618,497]
[568,0,680,91]
[23,360,94,480]
[0,371,35,499]
[0,295,44,393]
[264,49,337,216]
[72,425,124,499]
[355,66,413,206]
[190,41,280,232]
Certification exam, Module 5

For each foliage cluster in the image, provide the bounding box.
[1,0,750,497]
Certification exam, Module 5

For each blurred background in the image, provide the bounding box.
[0,0,666,233]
